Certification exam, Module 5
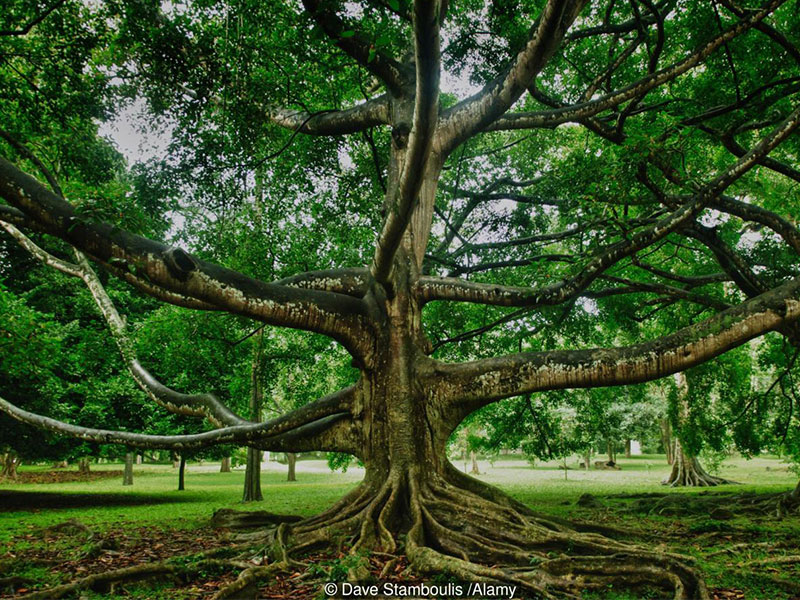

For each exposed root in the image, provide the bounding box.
[23,468,714,600]
[210,563,287,600]
[20,562,179,599]
[265,466,710,599]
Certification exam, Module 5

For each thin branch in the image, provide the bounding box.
[486,0,786,132]
[0,0,66,36]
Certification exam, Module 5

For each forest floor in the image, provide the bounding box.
[0,455,798,599]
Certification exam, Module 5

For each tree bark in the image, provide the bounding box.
[286,452,297,482]
[243,448,263,502]
[178,455,186,491]
[220,456,231,472]
[123,452,134,486]
[625,439,631,458]
[171,452,179,468]
[78,457,91,474]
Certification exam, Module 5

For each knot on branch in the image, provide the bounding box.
[392,124,410,149]
[163,247,197,280]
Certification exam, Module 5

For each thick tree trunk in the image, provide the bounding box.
[625,439,632,458]
[78,457,91,474]
[286,452,297,482]
[178,455,186,491]
[660,418,674,464]
[662,439,729,487]
[469,450,479,475]
[123,452,134,486]
[220,456,231,473]
[243,448,263,502]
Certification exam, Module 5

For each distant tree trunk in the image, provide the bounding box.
[606,441,615,465]
[1,453,18,479]
[123,452,134,486]
[220,456,231,472]
[178,455,186,491]
[171,451,179,468]
[243,448,263,501]
[660,418,673,464]
[136,454,142,465]
[583,449,591,470]
[470,450,479,475]
[662,439,728,487]
[563,456,568,480]
[78,457,91,474]
[243,329,265,501]
[625,439,632,458]
[287,452,297,481]
[663,373,729,487]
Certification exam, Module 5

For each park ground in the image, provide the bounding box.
[0,455,799,599]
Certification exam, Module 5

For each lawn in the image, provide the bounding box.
[1,454,798,599]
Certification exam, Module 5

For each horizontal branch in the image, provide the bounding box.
[433,275,800,422]
[267,95,391,136]
[275,268,371,297]
[0,156,374,359]
[0,385,356,452]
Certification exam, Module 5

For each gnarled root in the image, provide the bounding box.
[269,465,709,600]
[401,466,708,600]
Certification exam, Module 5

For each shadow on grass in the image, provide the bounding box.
[0,490,198,511]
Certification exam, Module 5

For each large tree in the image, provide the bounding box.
[2,0,800,597]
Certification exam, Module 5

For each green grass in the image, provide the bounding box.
[0,461,362,544]
[1,454,799,598]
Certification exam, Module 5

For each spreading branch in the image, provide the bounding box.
[438,0,588,153]
[267,95,392,136]
[418,104,800,307]
[433,276,800,422]
[0,155,374,360]
[0,221,250,427]
[0,386,357,453]
[486,0,786,132]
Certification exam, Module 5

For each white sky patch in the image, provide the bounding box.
[98,98,174,165]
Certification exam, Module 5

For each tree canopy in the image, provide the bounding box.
[1,0,800,597]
